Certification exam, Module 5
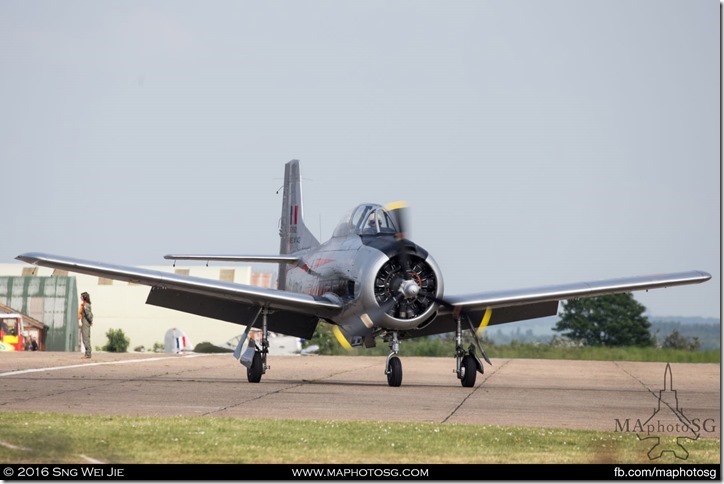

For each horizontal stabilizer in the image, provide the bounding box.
[164,254,300,265]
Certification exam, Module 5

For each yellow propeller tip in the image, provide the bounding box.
[384,200,409,211]
[476,307,493,337]
[332,325,353,352]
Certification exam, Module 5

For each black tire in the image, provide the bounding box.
[387,356,403,387]
[461,354,476,388]
[247,351,263,383]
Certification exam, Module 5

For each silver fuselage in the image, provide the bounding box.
[284,232,444,333]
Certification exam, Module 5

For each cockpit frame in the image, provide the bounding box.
[333,204,399,237]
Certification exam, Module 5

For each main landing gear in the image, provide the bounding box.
[454,314,485,388]
[248,309,270,383]
[247,339,268,383]
[236,307,270,383]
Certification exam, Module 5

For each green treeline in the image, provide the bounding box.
[304,325,719,363]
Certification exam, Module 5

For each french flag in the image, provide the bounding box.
[290,205,298,225]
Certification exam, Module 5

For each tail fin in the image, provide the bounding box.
[278,160,320,288]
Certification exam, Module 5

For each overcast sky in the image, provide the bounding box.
[1,0,719,319]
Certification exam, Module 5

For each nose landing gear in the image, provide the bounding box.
[384,331,402,387]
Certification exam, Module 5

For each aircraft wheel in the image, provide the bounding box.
[387,356,403,387]
[247,351,263,383]
[460,354,477,388]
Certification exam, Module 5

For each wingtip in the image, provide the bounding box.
[696,271,713,282]
[16,252,41,264]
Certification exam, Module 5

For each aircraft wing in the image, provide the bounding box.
[16,252,342,339]
[411,271,711,338]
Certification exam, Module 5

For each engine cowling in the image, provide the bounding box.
[361,248,444,331]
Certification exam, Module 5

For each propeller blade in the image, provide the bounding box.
[384,200,409,240]
[477,307,493,336]
[385,200,413,279]
[378,293,400,316]
[466,312,493,366]
[332,325,353,352]
[418,291,457,312]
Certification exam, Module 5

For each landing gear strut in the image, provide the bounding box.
[454,315,484,388]
[385,331,402,387]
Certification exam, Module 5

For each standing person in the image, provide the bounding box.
[78,291,94,359]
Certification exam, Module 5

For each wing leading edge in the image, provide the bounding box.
[442,271,712,313]
[412,271,712,338]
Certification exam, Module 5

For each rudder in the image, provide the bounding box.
[278,160,319,288]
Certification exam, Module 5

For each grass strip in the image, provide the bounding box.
[0,412,718,464]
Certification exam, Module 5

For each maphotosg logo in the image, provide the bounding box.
[614,363,717,460]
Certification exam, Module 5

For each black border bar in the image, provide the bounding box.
[1,464,720,481]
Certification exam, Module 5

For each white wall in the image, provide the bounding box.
[0,264,257,351]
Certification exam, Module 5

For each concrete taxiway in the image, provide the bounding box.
[0,353,719,436]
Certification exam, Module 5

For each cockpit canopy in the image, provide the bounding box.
[332,204,400,237]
